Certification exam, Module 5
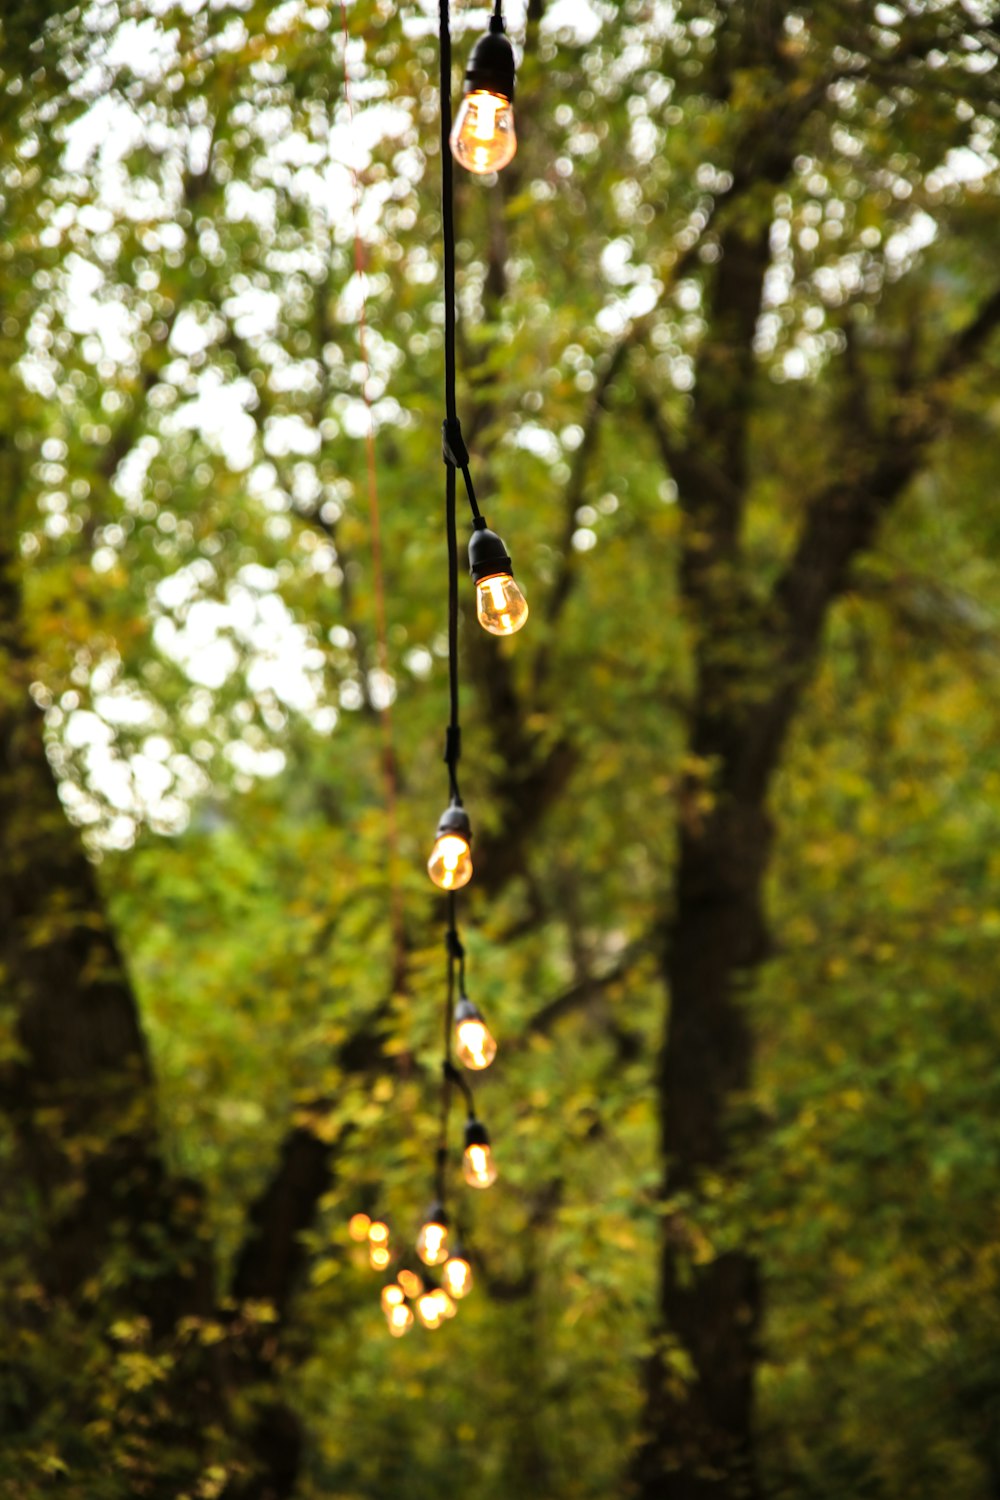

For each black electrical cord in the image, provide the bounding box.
[430,0,495,1233]
[440,0,457,430]
[444,1058,476,1120]
[445,465,462,804]
[434,898,472,1202]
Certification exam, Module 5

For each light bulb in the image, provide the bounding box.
[369,1244,391,1271]
[398,1268,423,1300]
[468,524,528,637]
[475,573,529,636]
[348,1212,371,1242]
[427,802,473,891]
[387,1303,414,1338]
[451,20,517,176]
[381,1284,405,1313]
[463,1142,498,1189]
[416,1287,455,1330]
[416,1291,444,1330]
[367,1220,389,1246]
[462,1118,498,1189]
[454,996,497,1072]
[450,90,517,175]
[427,832,473,891]
[416,1220,449,1266]
[416,1203,450,1266]
[442,1254,473,1300]
[435,1287,457,1320]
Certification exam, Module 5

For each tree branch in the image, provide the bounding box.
[734,280,1000,800]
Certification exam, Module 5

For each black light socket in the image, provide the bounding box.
[463,1118,491,1151]
[468,520,513,584]
[435,801,472,844]
[454,995,483,1026]
[463,20,516,103]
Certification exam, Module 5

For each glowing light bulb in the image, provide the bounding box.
[348,1212,371,1242]
[454,996,497,1072]
[442,1254,473,1300]
[416,1220,449,1267]
[398,1268,423,1299]
[387,1303,414,1337]
[381,1284,405,1313]
[475,573,529,636]
[451,21,517,176]
[416,1203,450,1266]
[427,802,473,891]
[416,1287,455,1329]
[369,1244,391,1271]
[436,1287,457,1320]
[368,1220,389,1246]
[468,525,528,637]
[451,89,517,175]
[427,832,473,891]
[463,1118,498,1189]
[416,1291,442,1329]
[463,1142,498,1189]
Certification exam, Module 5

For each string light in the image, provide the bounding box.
[359,0,527,1338]
[365,1217,391,1269]
[442,1250,473,1300]
[427,801,474,891]
[450,1,517,175]
[463,1118,499,1189]
[416,1284,457,1329]
[469,520,529,636]
[416,1202,451,1267]
[454,995,498,1071]
[387,1302,415,1337]
[398,1268,423,1300]
[367,1219,389,1247]
[348,1212,371,1242]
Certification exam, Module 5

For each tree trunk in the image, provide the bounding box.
[633,790,771,1500]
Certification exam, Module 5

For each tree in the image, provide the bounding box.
[2,1,1000,1497]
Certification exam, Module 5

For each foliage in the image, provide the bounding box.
[1,0,1000,1496]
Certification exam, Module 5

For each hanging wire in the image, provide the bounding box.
[435,0,460,1207]
[445,464,462,804]
[339,0,406,980]
[439,0,467,809]
[435,892,461,1202]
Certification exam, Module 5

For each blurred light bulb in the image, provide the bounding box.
[416,1203,450,1267]
[416,1288,455,1329]
[398,1268,423,1300]
[427,832,473,891]
[436,1288,457,1320]
[475,572,529,636]
[450,89,517,175]
[348,1212,371,1242]
[367,1220,389,1246]
[369,1244,391,1271]
[387,1303,414,1338]
[455,996,497,1072]
[416,1291,443,1329]
[416,1218,450,1267]
[442,1255,473,1300]
[463,1142,498,1189]
[381,1284,405,1313]
[462,1118,498,1190]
